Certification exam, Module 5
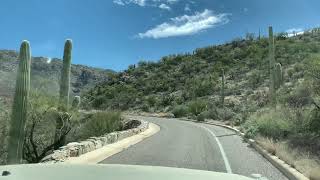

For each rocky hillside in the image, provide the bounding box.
[84,27,320,117]
[0,50,113,103]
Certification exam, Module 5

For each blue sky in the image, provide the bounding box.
[0,0,319,71]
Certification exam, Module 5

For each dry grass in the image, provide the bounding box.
[256,136,320,178]
[256,136,276,155]
[310,168,320,180]
[274,142,297,167]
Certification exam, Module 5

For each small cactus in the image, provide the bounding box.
[274,63,283,89]
[7,41,31,164]
[72,96,81,108]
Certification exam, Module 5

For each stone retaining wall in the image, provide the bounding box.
[41,119,149,163]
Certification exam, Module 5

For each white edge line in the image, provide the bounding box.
[201,125,233,174]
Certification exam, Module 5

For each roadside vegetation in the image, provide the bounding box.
[0,40,122,164]
[84,27,320,178]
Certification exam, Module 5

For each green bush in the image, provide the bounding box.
[217,107,235,121]
[172,105,189,118]
[308,108,320,135]
[242,108,293,139]
[197,112,206,122]
[200,109,219,120]
[248,70,262,88]
[284,83,312,108]
[188,100,207,116]
[78,111,122,139]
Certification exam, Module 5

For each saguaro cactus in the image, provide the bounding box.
[7,41,31,164]
[274,63,283,89]
[268,26,276,104]
[221,69,225,108]
[59,39,72,110]
[54,39,72,149]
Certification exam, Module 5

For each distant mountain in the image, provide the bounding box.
[0,50,114,103]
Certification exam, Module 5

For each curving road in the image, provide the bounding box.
[100,116,288,180]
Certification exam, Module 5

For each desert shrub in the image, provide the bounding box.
[217,107,235,121]
[284,83,312,108]
[196,112,206,122]
[141,103,149,112]
[188,100,207,116]
[158,94,175,107]
[308,109,320,135]
[146,95,157,107]
[248,70,262,88]
[242,119,259,139]
[76,111,122,139]
[242,107,293,139]
[172,105,189,118]
[23,92,73,163]
[287,68,295,79]
[201,109,219,120]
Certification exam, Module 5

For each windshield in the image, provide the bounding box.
[0,0,320,180]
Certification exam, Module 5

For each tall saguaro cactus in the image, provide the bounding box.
[7,41,31,164]
[59,39,72,110]
[268,26,276,104]
[221,69,225,108]
[54,39,72,149]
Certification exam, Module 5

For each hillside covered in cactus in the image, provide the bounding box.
[0,50,114,103]
[85,27,320,118]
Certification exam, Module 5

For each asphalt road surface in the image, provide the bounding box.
[100,116,288,180]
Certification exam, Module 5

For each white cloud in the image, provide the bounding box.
[113,0,125,5]
[138,9,230,39]
[113,0,178,7]
[286,28,304,37]
[167,0,178,4]
[159,3,171,10]
[286,28,303,33]
[113,0,146,6]
[46,57,52,64]
[133,0,146,6]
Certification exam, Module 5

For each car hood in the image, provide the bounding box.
[0,164,254,180]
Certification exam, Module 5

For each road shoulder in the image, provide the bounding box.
[198,120,309,180]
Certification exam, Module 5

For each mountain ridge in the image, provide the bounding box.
[0,50,114,103]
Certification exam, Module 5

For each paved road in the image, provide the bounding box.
[101,116,288,180]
